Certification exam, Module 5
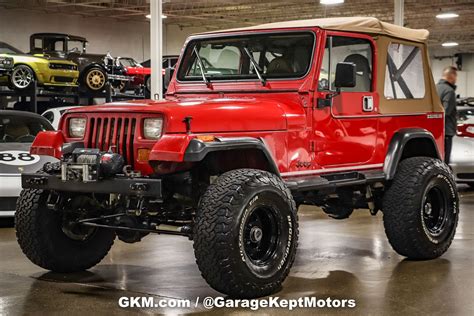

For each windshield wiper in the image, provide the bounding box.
[192,46,211,88]
[244,47,266,86]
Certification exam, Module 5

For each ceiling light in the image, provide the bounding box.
[436,12,459,19]
[320,0,344,4]
[146,14,167,19]
[442,42,459,47]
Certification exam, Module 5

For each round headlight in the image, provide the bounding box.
[143,118,163,139]
[69,118,86,138]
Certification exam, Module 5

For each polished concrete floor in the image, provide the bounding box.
[1,187,473,315]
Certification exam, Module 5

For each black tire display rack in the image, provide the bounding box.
[0,81,145,114]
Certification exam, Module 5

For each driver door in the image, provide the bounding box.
[313,33,379,167]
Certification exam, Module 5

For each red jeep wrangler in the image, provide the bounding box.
[16,17,459,298]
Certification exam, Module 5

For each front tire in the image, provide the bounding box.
[15,189,115,272]
[193,169,298,298]
[383,157,459,259]
[10,65,35,90]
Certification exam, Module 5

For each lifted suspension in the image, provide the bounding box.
[76,213,193,238]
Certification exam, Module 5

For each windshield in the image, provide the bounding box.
[0,42,23,55]
[177,32,314,81]
[0,115,53,143]
[120,58,141,67]
[68,40,86,53]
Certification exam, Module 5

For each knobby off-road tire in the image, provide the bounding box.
[15,165,115,272]
[383,157,459,260]
[193,169,298,298]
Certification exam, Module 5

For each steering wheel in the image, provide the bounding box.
[68,47,80,53]
[318,78,329,91]
[1,134,14,142]
[270,51,283,58]
[15,134,36,143]
[200,57,214,69]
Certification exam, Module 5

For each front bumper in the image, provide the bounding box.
[450,136,474,183]
[22,173,163,198]
[451,163,474,183]
[0,175,21,217]
[37,69,79,87]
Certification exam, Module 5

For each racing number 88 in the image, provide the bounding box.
[0,153,35,162]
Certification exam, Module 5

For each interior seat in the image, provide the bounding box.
[292,46,310,74]
[343,53,371,92]
[266,56,292,75]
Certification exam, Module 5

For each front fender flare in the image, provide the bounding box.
[149,135,280,175]
[184,137,280,175]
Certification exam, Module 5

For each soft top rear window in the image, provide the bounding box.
[177,32,315,82]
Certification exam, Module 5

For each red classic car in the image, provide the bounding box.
[118,56,178,93]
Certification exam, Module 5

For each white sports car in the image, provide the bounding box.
[451,106,474,188]
[0,110,57,217]
[42,106,80,130]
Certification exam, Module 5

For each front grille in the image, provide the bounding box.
[0,197,17,212]
[49,63,77,70]
[53,76,75,83]
[85,115,137,166]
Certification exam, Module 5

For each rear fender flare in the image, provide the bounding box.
[384,128,441,180]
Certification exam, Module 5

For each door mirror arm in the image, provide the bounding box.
[317,88,341,109]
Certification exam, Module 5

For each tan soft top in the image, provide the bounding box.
[201,17,429,43]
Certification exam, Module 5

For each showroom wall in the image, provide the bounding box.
[430,54,474,98]
[0,10,152,61]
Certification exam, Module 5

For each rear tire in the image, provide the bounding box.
[193,169,298,298]
[383,157,459,259]
[83,67,107,91]
[15,188,115,272]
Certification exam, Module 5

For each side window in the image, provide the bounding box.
[318,36,373,92]
[33,38,43,50]
[54,41,64,52]
[384,43,425,99]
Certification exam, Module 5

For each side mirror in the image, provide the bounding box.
[316,62,356,109]
[334,62,356,88]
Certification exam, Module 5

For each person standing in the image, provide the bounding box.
[436,66,458,164]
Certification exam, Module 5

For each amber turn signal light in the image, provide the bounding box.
[196,135,216,142]
[137,149,151,162]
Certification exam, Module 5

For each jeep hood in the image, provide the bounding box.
[67,97,290,133]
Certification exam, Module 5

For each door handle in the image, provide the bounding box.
[363,96,374,112]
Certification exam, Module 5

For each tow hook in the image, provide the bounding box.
[131,183,148,192]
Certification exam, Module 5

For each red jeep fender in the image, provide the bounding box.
[30,131,66,159]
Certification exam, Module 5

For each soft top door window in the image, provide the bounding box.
[384,43,425,99]
[318,36,373,92]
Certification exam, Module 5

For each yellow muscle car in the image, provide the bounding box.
[0,41,79,90]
